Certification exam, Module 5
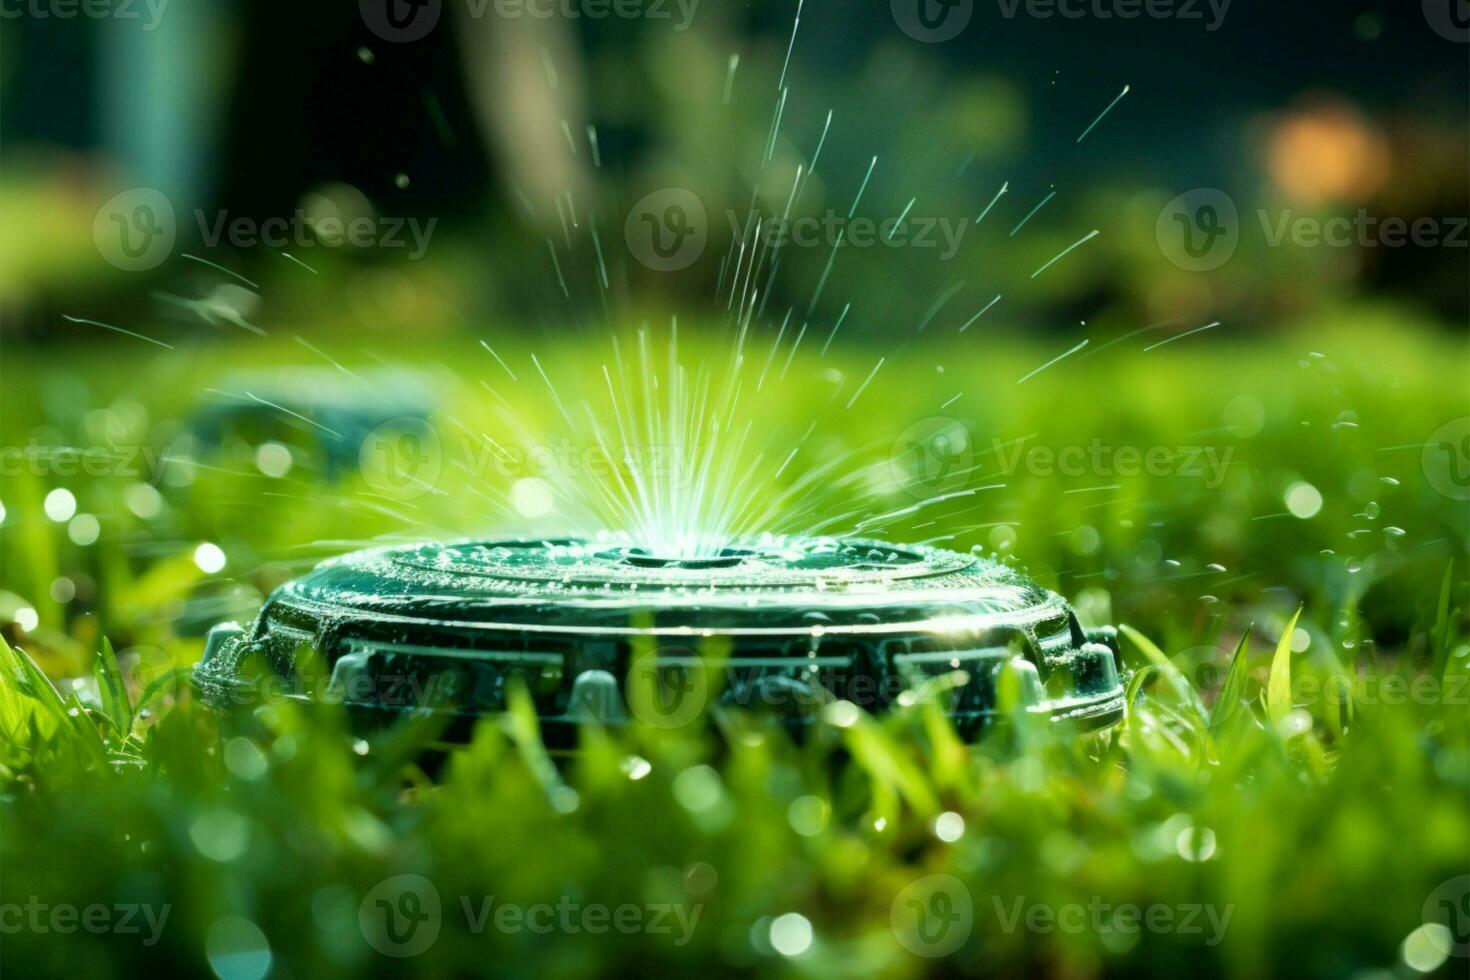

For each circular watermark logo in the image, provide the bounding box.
[1422,875,1470,958]
[1157,188,1239,271]
[1423,0,1470,43]
[625,188,707,272]
[360,0,442,43]
[94,188,176,272]
[890,416,974,499]
[1423,417,1470,501]
[891,874,973,957]
[625,649,710,729]
[359,417,443,500]
[892,0,973,42]
[359,874,442,957]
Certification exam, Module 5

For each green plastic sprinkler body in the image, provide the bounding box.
[195,536,1125,742]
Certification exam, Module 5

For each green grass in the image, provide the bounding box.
[1,305,1467,978]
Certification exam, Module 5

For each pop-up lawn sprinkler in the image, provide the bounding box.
[195,536,1124,742]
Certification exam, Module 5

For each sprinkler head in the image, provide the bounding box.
[195,536,1125,742]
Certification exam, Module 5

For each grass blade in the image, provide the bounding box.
[1124,664,1157,706]
[1210,628,1251,733]
[1267,607,1302,726]
[92,637,133,736]
[1118,624,1208,727]
[135,666,196,716]
[1432,560,1453,681]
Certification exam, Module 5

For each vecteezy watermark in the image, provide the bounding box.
[94,188,437,272]
[0,898,171,946]
[993,0,1229,31]
[0,440,173,482]
[357,875,702,957]
[94,188,177,273]
[1422,0,1469,43]
[890,417,976,499]
[892,0,974,42]
[727,210,970,261]
[360,0,698,43]
[992,436,1235,489]
[1423,417,1470,501]
[202,666,479,711]
[889,421,1236,499]
[1256,211,1468,250]
[358,418,703,500]
[891,875,974,957]
[194,211,436,259]
[894,0,1225,40]
[1157,187,1468,271]
[360,876,442,957]
[1156,188,1239,271]
[625,649,711,729]
[990,895,1233,945]
[626,187,708,272]
[1422,876,1470,959]
[0,0,167,29]
[359,417,444,500]
[624,661,963,729]
[1185,659,1469,710]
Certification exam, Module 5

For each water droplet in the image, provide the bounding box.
[44,487,77,522]
[1285,481,1323,519]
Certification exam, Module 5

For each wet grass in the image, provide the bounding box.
[1,306,1467,977]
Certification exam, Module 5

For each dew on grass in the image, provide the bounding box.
[44,487,77,522]
[254,442,292,478]
[673,765,723,812]
[195,543,227,574]
[511,477,555,518]
[1176,826,1218,862]
[1400,923,1451,973]
[824,701,860,728]
[68,514,100,546]
[50,577,76,603]
[1285,481,1323,519]
[934,811,965,842]
[125,483,162,518]
[190,809,250,862]
[770,913,813,957]
[224,738,269,781]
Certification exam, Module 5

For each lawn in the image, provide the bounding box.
[1,304,1467,978]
